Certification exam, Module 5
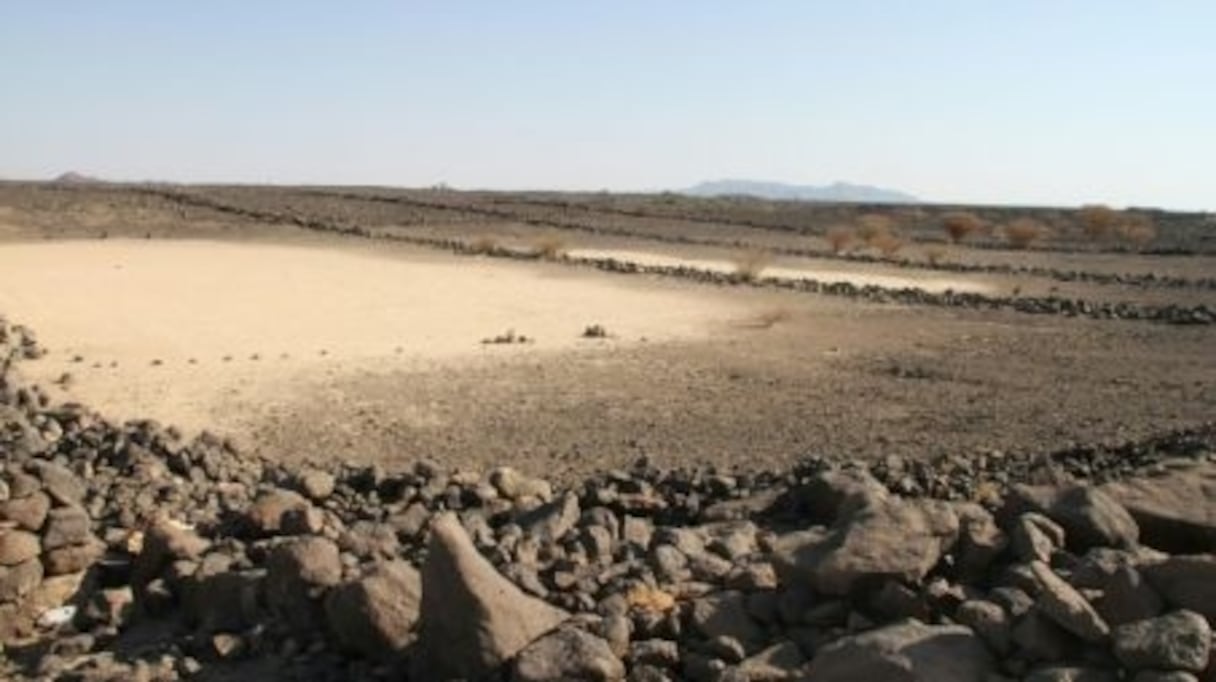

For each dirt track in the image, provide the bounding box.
[1,182,1213,478]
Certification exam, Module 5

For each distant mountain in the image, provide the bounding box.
[682,179,918,204]
[54,171,101,184]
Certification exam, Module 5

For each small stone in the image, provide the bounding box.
[689,591,765,646]
[1031,561,1110,642]
[513,626,626,681]
[297,469,336,501]
[1013,513,1065,563]
[244,488,313,536]
[956,599,1012,655]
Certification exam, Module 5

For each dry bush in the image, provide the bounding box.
[871,233,905,258]
[923,244,948,266]
[1119,214,1157,248]
[468,234,500,255]
[1003,218,1048,249]
[731,249,773,282]
[530,234,568,260]
[825,226,855,254]
[855,214,894,245]
[1079,204,1118,239]
[941,211,983,244]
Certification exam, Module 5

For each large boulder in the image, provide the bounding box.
[1141,555,1216,621]
[511,627,625,681]
[265,536,342,627]
[771,498,959,595]
[1112,610,1211,673]
[808,618,995,681]
[1006,484,1139,551]
[412,513,569,680]
[1103,466,1216,553]
[324,560,422,659]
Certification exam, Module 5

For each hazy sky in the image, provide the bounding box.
[2,2,1213,209]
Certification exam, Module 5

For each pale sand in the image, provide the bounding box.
[0,239,750,434]
[569,248,996,294]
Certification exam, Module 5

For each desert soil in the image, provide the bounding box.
[0,183,1213,480]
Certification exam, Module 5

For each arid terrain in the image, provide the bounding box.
[0,182,1213,478]
[2,181,1216,681]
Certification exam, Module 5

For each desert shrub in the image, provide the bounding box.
[870,233,905,258]
[941,211,983,244]
[1003,218,1048,249]
[582,324,608,338]
[855,214,894,245]
[530,234,568,260]
[825,226,855,254]
[923,244,948,266]
[1118,214,1157,248]
[468,234,500,255]
[1078,204,1118,239]
[731,249,772,282]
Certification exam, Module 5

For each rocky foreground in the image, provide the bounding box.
[3,315,1216,681]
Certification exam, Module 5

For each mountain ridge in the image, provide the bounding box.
[682,179,918,203]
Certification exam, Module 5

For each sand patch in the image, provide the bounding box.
[570,248,995,294]
[0,239,748,433]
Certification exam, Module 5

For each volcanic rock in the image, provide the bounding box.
[412,512,569,680]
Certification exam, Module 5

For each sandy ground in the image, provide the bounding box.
[570,247,996,294]
[0,239,751,434]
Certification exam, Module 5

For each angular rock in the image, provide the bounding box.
[132,518,210,591]
[689,591,765,646]
[325,560,422,659]
[520,492,581,543]
[296,469,336,501]
[1103,466,1216,553]
[808,618,994,681]
[0,557,44,601]
[1031,561,1110,642]
[512,626,625,681]
[41,506,92,550]
[43,538,104,575]
[0,491,50,531]
[265,536,342,626]
[412,513,568,680]
[31,462,85,507]
[795,469,889,525]
[1092,565,1163,627]
[1012,513,1065,563]
[491,466,553,502]
[1112,610,1211,672]
[953,502,1007,581]
[244,488,314,536]
[734,640,806,680]
[1008,484,1139,550]
[955,599,1011,655]
[1141,555,1216,621]
[0,528,41,566]
[772,498,959,595]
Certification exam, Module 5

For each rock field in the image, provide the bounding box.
[3,313,1216,680]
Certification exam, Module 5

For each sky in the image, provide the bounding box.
[1,2,1214,210]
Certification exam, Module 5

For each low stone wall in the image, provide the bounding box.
[3,314,1216,681]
